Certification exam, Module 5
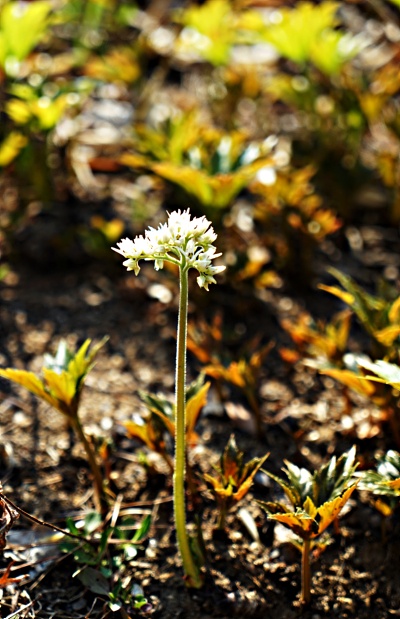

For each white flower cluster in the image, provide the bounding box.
[112,209,225,290]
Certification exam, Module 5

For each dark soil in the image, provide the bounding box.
[1,217,400,618]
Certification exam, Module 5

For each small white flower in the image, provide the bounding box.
[112,208,225,289]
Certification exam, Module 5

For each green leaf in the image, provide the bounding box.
[84,512,102,534]
[357,358,400,391]
[0,1,51,67]
[132,514,151,543]
[77,567,110,595]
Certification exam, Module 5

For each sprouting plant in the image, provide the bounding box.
[260,1,363,75]
[359,450,400,519]
[61,510,151,615]
[112,208,225,588]
[280,308,352,367]
[0,338,109,515]
[203,341,273,438]
[173,0,264,66]
[258,447,358,604]
[320,353,400,443]
[204,434,268,530]
[187,313,273,436]
[124,375,210,474]
[120,109,272,212]
[250,165,341,283]
[0,1,52,75]
[319,267,400,360]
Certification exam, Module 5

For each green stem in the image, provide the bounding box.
[174,264,203,588]
[71,417,108,517]
[301,538,311,605]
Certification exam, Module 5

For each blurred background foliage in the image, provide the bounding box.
[1,0,400,286]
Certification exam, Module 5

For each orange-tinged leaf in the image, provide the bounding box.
[373,498,393,517]
[279,348,301,364]
[233,475,254,502]
[374,325,400,346]
[186,339,212,364]
[318,284,355,306]
[385,478,400,490]
[226,361,246,388]
[186,381,210,434]
[203,473,233,497]
[149,409,175,437]
[320,368,376,396]
[123,421,156,451]
[0,562,25,586]
[316,482,358,535]
[268,510,316,539]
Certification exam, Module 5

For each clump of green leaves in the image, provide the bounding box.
[0,338,109,515]
[261,1,363,75]
[121,109,272,212]
[62,510,151,615]
[124,374,210,473]
[359,450,400,519]
[204,434,268,530]
[320,268,400,360]
[0,1,52,75]
[173,0,264,66]
[258,447,358,604]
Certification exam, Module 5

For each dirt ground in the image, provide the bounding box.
[1,212,400,618]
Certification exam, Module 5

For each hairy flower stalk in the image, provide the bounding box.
[113,209,225,587]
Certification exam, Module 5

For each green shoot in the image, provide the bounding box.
[258,447,358,604]
[0,338,109,515]
[204,434,268,530]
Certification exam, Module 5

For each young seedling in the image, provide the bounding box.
[113,208,225,588]
[124,375,210,474]
[0,338,109,515]
[319,267,400,360]
[61,510,151,615]
[258,447,358,605]
[203,341,273,438]
[359,450,400,522]
[280,308,352,367]
[204,434,268,530]
[320,355,400,444]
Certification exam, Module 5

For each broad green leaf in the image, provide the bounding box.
[77,567,109,596]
